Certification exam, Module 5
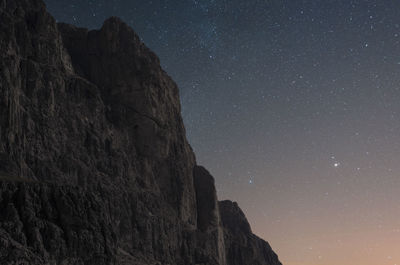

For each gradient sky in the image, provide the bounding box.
[44,1,400,264]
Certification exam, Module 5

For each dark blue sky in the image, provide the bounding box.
[45,1,400,264]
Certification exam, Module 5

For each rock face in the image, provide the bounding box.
[0,0,282,264]
[219,201,282,265]
[193,166,226,265]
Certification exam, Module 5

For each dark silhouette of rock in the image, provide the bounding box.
[194,166,226,265]
[0,0,282,264]
[219,201,282,265]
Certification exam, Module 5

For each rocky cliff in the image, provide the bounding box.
[219,201,281,265]
[0,0,282,264]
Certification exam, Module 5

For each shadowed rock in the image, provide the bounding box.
[194,166,226,265]
[0,0,282,264]
[219,200,282,265]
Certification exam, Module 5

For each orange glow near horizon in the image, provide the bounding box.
[267,225,400,265]
[218,163,400,265]
[242,172,400,265]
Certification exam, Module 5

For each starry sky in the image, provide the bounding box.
[44,1,400,264]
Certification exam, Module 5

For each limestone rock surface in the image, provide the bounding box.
[0,0,282,264]
[219,201,282,265]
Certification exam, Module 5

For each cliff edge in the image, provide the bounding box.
[0,0,282,264]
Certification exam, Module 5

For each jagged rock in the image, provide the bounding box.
[0,0,282,264]
[219,201,282,265]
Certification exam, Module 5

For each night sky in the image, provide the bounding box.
[44,1,400,264]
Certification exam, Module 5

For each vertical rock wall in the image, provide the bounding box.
[0,0,282,264]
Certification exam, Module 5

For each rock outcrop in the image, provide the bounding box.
[0,0,282,264]
[193,166,226,265]
[219,201,282,265]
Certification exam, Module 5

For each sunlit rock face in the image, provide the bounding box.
[0,0,282,264]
